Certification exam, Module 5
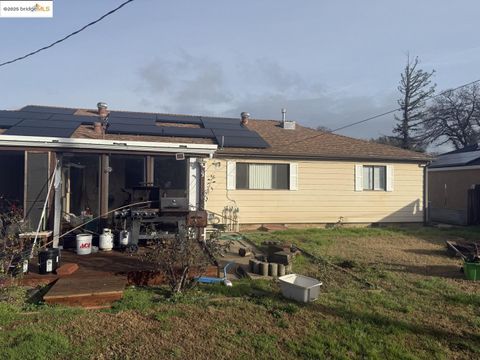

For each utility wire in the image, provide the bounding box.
[0,0,135,68]
[290,78,480,145]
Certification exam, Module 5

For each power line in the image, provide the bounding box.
[289,78,480,145]
[0,0,135,68]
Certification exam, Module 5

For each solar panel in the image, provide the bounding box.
[108,111,157,120]
[0,111,52,120]
[21,106,76,115]
[4,126,77,137]
[107,123,163,135]
[108,116,159,126]
[17,119,82,129]
[156,114,203,124]
[201,118,243,130]
[49,114,96,124]
[0,118,23,127]
[108,123,214,138]
[215,135,269,148]
[162,127,214,138]
[430,150,480,168]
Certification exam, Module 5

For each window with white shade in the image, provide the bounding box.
[362,165,386,191]
[236,163,289,190]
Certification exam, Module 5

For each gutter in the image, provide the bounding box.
[215,152,430,164]
[427,165,480,172]
[0,135,218,155]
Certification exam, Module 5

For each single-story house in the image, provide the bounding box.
[428,144,480,225]
[0,104,429,242]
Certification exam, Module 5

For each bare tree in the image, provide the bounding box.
[393,55,436,151]
[370,135,426,152]
[316,125,332,132]
[143,227,229,294]
[423,84,480,149]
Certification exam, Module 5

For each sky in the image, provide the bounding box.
[0,0,479,146]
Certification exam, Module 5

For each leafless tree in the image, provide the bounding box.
[423,84,480,149]
[393,55,436,151]
[143,226,230,294]
[316,125,332,132]
[370,135,426,152]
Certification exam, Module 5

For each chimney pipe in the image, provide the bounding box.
[241,112,250,126]
[93,122,103,135]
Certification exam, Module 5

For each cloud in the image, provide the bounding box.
[136,52,399,139]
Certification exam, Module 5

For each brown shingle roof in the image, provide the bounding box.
[15,105,429,162]
[218,119,430,162]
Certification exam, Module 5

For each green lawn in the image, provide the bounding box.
[1,226,479,359]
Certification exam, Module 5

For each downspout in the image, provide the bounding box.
[423,162,430,225]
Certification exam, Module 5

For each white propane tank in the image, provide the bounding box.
[76,234,92,255]
[99,228,114,251]
[119,230,130,246]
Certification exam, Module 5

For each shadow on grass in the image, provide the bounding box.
[378,261,464,279]
[313,302,480,353]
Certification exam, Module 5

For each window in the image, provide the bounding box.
[236,163,289,190]
[362,165,386,191]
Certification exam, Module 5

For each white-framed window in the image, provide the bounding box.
[236,163,289,189]
[363,165,386,191]
[226,161,298,191]
[355,164,393,192]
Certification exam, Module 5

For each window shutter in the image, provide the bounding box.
[226,160,236,190]
[355,164,363,191]
[289,163,298,190]
[386,165,394,192]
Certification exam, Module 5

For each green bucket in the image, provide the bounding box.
[464,262,480,281]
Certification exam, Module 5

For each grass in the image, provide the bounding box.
[1,225,479,359]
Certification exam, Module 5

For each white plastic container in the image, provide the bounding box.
[99,228,114,251]
[119,230,130,246]
[76,234,92,255]
[278,274,322,303]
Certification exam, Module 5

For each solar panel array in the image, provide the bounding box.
[430,150,480,168]
[0,106,270,148]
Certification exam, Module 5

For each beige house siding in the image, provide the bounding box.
[205,158,424,225]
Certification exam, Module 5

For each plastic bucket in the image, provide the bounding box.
[76,234,92,255]
[464,262,480,281]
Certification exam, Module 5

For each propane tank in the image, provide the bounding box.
[99,228,114,251]
[119,230,130,246]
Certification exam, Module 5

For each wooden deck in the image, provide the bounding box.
[23,248,157,308]
[22,247,220,308]
[43,276,126,309]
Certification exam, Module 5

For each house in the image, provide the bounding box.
[0,104,429,243]
[428,144,480,225]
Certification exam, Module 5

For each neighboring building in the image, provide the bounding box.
[0,104,429,239]
[428,144,480,225]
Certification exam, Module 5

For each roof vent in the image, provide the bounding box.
[97,102,109,119]
[241,112,250,126]
[281,108,295,130]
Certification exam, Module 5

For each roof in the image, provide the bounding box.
[219,120,430,162]
[429,144,480,168]
[0,105,430,162]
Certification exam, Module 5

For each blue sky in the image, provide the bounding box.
[0,0,479,143]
